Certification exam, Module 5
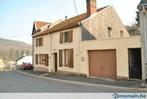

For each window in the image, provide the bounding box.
[64,32,69,42]
[35,54,48,66]
[64,49,74,68]
[60,30,73,43]
[120,30,124,37]
[108,27,112,38]
[59,49,74,68]
[36,37,43,47]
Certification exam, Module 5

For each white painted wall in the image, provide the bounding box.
[80,36,141,78]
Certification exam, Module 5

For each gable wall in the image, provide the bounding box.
[81,6,129,40]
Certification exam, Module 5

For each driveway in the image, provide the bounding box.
[0,71,146,93]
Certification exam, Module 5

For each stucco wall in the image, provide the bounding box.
[33,27,82,73]
[52,27,82,73]
[80,36,141,78]
[81,6,129,40]
[33,35,51,72]
[33,6,140,78]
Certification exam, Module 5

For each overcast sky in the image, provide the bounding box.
[0,0,140,44]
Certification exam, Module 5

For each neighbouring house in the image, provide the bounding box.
[32,0,143,80]
[0,59,5,71]
[138,0,147,80]
[16,56,32,66]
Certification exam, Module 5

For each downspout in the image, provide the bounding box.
[50,33,53,72]
[73,0,81,75]
[32,37,34,71]
[77,23,82,75]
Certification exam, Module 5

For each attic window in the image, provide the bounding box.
[108,27,112,38]
[120,30,124,37]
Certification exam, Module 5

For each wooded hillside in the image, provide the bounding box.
[0,38,32,62]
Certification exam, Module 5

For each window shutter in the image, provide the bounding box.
[68,30,73,42]
[64,49,68,67]
[40,38,43,46]
[39,38,40,46]
[69,49,74,68]
[39,54,41,64]
[60,32,63,43]
[59,50,63,67]
[40,38,42,46]
[36,54,38,65]
[45,54,48,66]
[36,39,38,47]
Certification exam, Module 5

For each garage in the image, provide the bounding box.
[88,49,117,78]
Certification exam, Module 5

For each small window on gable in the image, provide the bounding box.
[120,30,124,37]
[108,27,112,38]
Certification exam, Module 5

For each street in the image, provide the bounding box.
[0,71,145,93]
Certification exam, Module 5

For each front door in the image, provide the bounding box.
[128,48,142,79]
[53,53,58,72]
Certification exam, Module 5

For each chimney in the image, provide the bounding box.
[86,0,97,17]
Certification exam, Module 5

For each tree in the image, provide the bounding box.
[21,49,26,57]
[26,50,30,55]
[136,11,140,26]
[15,49,21,60]
[125,24,140,36]
[9,48,15,61]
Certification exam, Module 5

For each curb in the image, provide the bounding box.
[16,70,147,92]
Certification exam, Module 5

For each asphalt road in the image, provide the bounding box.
[0,71,145,93]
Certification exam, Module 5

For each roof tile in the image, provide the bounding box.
[33,6,107,37]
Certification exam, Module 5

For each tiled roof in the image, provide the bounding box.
[35,21,49,29]
[33,6,107,37]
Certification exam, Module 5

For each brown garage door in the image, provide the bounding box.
[89,50,116,78]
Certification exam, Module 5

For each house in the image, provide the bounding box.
[32,0,142,80]
[138,0,147,80]
[16,56,32,66]
[0,59,5,71]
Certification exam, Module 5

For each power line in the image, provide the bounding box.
[73,0,78,15]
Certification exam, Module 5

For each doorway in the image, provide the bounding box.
[128,48,142,79]
[53,53,58,72]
